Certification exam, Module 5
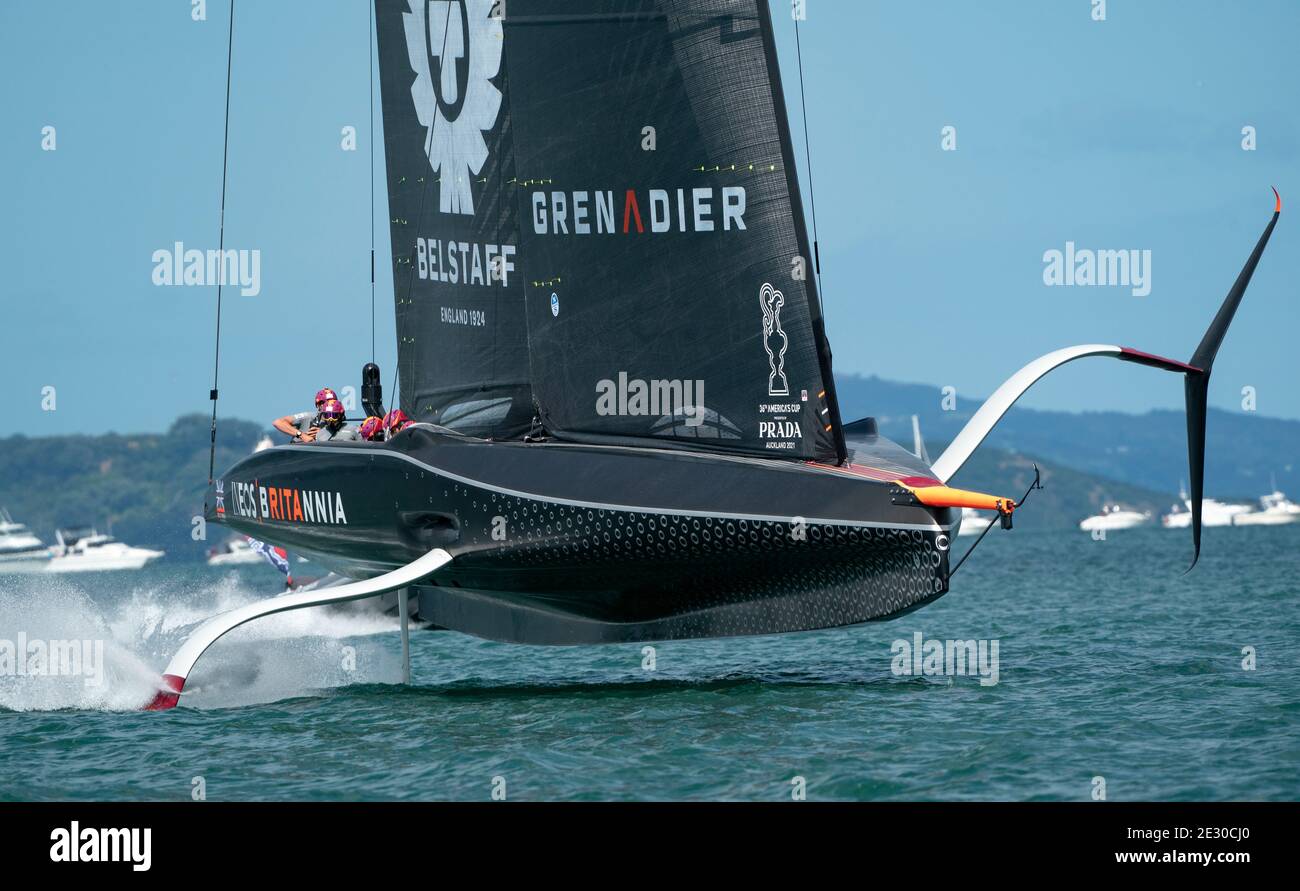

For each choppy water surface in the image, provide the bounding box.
[1,526,1297,800]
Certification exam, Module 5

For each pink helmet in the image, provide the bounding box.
[382,409,411,438]
[359,416,384,441]
[315,387,338,407]
[318,399,346,426]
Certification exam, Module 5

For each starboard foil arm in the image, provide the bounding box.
[933,190,1281,569]
[143,548,454,711]
[931,344,1132,483]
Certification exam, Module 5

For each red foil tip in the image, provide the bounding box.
[143,674,185,711]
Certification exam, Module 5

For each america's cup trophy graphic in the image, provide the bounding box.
[760,282,790,396]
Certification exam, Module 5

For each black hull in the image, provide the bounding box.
[208,427,953,644]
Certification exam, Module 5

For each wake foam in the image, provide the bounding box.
[0,570,402,712]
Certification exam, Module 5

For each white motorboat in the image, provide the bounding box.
[46,527,164,573]
[206,536,265,566]
[957,507,996,537]
[0,508,53,573]
[1232,488,1300,526]
[1079,504,1151,532]
[1162,491,1253,529]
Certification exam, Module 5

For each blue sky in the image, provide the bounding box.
[1,0,1296,435]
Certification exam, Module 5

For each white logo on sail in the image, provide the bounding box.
[760,282,789,396]
[402,0,504,215]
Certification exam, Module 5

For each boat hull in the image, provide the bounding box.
[207,428,955,644]
[1079,513,1150,532]
[207,550,265,567]
[0,550,53,574]
[46,551,163,573]
[956,510,994,537]
[1233,511,1299,526]
[1164,500,1252,528]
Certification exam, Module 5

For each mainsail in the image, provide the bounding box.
[375,0,845,461]
[375,0,534,438]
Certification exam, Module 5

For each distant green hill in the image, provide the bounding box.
[0,415,270,562]
[945,443,1174,533]
[835,374,1300,500]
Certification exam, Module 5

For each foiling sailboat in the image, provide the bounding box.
[146,0,1280,708]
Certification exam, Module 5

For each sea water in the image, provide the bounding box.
[1,526,1296,800]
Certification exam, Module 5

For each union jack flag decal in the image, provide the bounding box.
[246,536,290,576]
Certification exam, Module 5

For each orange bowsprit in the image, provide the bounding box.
[895,481,1016,515]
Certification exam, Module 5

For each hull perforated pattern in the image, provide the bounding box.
[421,483,949,642]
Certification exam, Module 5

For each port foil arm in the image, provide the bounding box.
[144,547,454,710]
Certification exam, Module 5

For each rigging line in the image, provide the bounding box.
[793,16,823,303]
[949,466,1043,577]
[207,0,236,484]
[390,0,455,415]
[369,0,376,364]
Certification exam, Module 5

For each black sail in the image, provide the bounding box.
[374,0,534,438]
[504,0,844,461]
[376,0,845,461]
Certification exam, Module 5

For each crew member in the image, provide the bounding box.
[314,399,359,441]
[273,388,340,443]
[383,409,413,439]
[358,416,385,442]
